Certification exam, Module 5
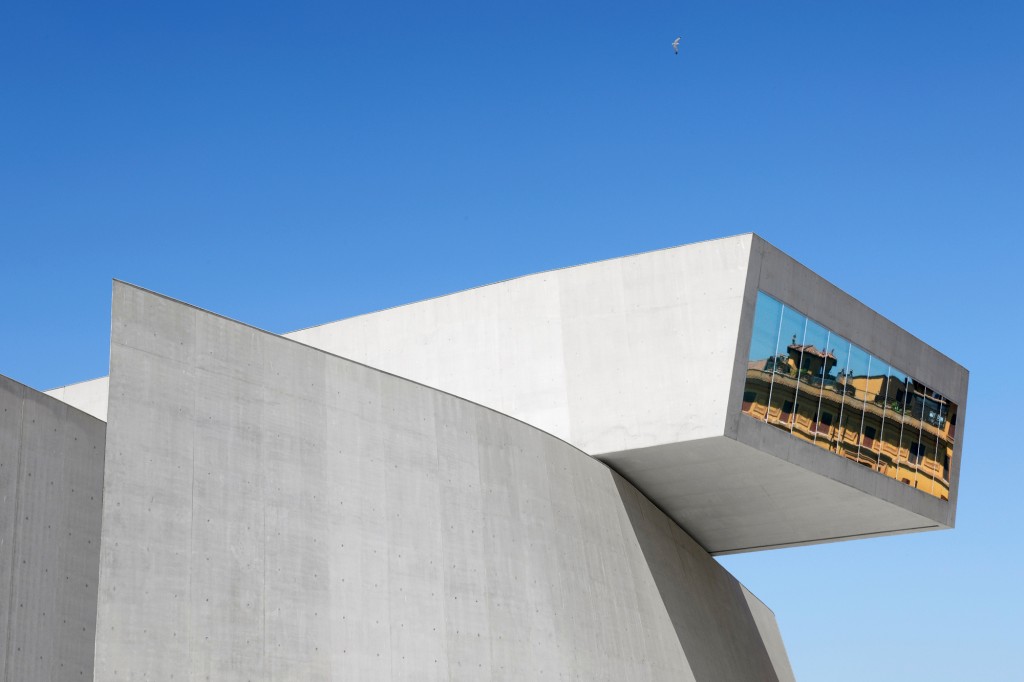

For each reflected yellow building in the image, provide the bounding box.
[741,294,958,501]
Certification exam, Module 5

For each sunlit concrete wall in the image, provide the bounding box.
[94,282,793,681]
[0,374,105,682]
[287,235,753,455]
[40,235,965,554]
[44,377,109,422]
[281,234,967,552]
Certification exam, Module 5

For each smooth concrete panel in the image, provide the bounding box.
[286,234,753,454]
[613,477,781,680]
[734,416,950,530]
[289,269,574,448]
[0,374,105,682]
[0,378,23,682]
[45,376,109,422]
[95,281,788,681]
[741,586,796,682]
[601,434,942,555]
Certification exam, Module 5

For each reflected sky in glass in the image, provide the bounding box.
[741,292,957,501]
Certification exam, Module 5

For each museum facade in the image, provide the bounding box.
[2,234,967,680]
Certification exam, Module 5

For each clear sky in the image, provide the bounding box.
[2,2,1022,679]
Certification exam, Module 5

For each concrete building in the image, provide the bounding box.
[3,234,966,680]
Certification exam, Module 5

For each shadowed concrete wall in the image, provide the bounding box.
[0,374,105,682]
[94,281,790,681]
[741,586,795,681]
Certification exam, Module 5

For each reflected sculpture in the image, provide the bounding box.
[742,292,957,500]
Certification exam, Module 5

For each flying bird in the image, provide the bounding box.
[672,37,681,54]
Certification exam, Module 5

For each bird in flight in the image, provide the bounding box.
[672,37,681,54]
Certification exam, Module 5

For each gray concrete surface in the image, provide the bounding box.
[48,236,966,549]
[278,234,967,551]
[44,377,109,422]
[286,235,752,454]
[601,435,941,555]
[741,586,796,682]
[94,281,792,681]
[0,373,105,682]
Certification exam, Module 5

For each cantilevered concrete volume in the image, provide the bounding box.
[4,233,966,680]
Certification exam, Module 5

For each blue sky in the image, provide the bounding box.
[2,2,1022,679]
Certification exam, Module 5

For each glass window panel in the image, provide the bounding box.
[899,427,923,489]
[837,344,870,464]
[919,385,950,498]
[900,379,927,492]
[818,333,851,453]
[736,291,958,502]
[934,396,957,499]
[907,379,928,422]
[919,418,941,497]
[934,440,953,501]
[945,400,958,444]
[767,306,807,433]
[921,390,945,431]
[856,357,889,471]
[742,292,784,421]
[792,320,829,447]
[882,368,911,482]
[748,293,785,366]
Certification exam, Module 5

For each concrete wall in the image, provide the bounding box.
[94,281,791,681]
[41,235,966,551]
[741,586,795,682]
[281,234,966,550]
[601,434,944,555]
[44,377,109,422]
[286,235,754,455]
[43,237,753,443]
[0,374,105,682]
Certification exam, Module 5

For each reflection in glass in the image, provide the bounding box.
[790,320,829,446]
[742,292,784,422]
[934,396,956,500]
[881,368,911,482]
[899,383,926,491]
[921,425,941,497]
[767,306,808,433]
[839,344,871,465]
[818,334,851,453]
[936,439,953,500]
[856,357,890,471]
[740,292,958,501]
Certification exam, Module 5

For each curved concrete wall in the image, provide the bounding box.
[94,282,792,681]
